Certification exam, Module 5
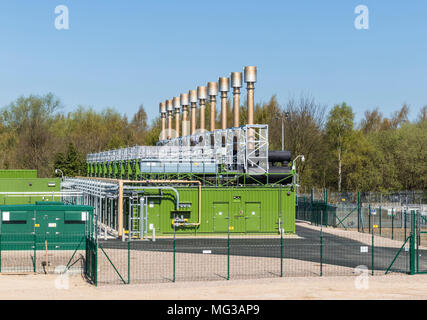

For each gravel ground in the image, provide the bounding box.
[0,273,427,300]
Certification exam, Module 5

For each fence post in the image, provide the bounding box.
[173,218,176,283]
[310,187,314,225]
[0,233,2,273]
[94,238,98,286]
[280,222,283,278]
[379,205,382,236]
[391,208,394,240]
[371,226,374,276]
[128,240,130,284]
[368,204,371,233]
[410,210,416,275]
[324,189,328,227]
[33,233,36,273]
[357,192,360,232]
[320,232,323,276]
[320,211,323,276]
[227,212,230,280]
[404,209,407,241]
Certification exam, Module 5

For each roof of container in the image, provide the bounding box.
[0,170,37,179]
[0,203,93,211]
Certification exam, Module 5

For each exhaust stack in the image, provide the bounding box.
[244,66,257,149]
[244,66,257,126]
[166,99,173,139]
[219,77,229,130]
[197,86,207,131]
[173,96,181,138]
[189,90,197,135]
[207,82,218,132]
[231,72,242,128]
[159,102,167,140]
[180,93,189,137]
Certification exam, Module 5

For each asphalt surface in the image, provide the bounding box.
[100,224,427,273]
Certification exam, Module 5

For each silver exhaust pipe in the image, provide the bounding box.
[166,99,173,139]
[189,89,197,135]
[197,86,207,131]
[244,66,257,149]
[159,102,167,140]
[207,81,218,132]
[180,93,189,137]
[231,72,242,128]
[173,96,181,138]
[219,77,229,130]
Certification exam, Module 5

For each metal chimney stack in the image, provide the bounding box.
[244,66,257,126]
[197,86,207,131]
[180,93,189,137]
[219,77,229,130]
[244,66,257,149]
[173,96,181,138]
[207,82,218,132]
[159,102,167,140]
[231,72,242,128]
[166,99,173,139]
[189,90,197,135]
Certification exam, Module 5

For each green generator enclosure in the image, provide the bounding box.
[125,186,295,236]
[0,202,93,250]
[0,178,60,205]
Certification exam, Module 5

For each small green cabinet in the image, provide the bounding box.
[0,202,93,250]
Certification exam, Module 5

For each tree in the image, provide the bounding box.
[390,104,409,129]
[284,94,327,188]
[53,142,86,177]
[325,103,354,192]
[1,93,61,176]
[418,106,427,123]
[131,104,148,144]
[360,108,383,134]
[254,95,283,150]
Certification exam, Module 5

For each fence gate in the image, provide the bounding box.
[385,209,427,275]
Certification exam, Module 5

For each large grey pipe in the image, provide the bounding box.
[123,186,180,209]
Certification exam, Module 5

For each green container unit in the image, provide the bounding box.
[131,186,295,235]
[0,202,93,250]
[0,178,60,205]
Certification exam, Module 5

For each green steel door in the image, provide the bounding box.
[37,212,63,236]
[63,210,87,234]
[212,202,229,233]
[37,211,64,249]
[245,202,261,232]
[0,210,34,234]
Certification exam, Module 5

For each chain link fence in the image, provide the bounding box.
[3,190,426,286]
[91,209,427,286]
[0,233,88,275]
[297,189,426,243]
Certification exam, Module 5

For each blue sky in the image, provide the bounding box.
[0,1,426,124]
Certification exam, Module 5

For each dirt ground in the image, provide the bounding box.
[1,273,427,300]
